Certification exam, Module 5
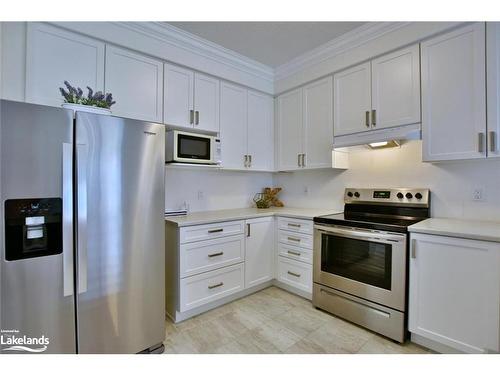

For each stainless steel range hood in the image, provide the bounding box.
[333,123,421,149]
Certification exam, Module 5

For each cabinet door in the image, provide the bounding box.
[303,76,333,169]
[194,73,220,132]
[371,44,420,130]
[105,46,163,122]
[220,82,247,169]
[245,217,274,288]
[247,90,274,171]
[409,233,500,353]
[487,22,500,158]
[333,62,371,136]
[421,23,486,161]
[26,23,105,107]
[163,63,194,128]
[277,88,303,171]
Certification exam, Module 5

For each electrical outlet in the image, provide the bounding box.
[472,188,484,201]
[197,190,204,200]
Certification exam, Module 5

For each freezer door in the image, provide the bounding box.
[0,100,76,354]
[75,112,165,353]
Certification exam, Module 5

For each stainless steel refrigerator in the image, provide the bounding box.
[0,100,165,354]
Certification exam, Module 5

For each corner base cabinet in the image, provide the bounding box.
[409,233,500,353]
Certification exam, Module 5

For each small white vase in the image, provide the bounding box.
[62,103,112,116]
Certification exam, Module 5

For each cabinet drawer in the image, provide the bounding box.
[277,217,313,235]
[277,256,312,293]
[278,242,313,264]
[179,263,244,312]
[180,220,245,244]
[180,235,245,278]
[278,230,313,249]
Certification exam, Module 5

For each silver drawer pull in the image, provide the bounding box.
[287,271,301,278]
[287,250,301,256]
[208,228,223,233]
[287,236,301,242]
[287,223,301,228]
[208,282,224,289]
[208,252,224,258]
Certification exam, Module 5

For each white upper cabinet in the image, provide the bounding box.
[245,217,275,288]
[333,62,371,136]
[277,88,303,171]
[303,77,334,169]
[409,233,500,353]
[193,73,220,132]
[247,90,274,171]
[487,22,500,158]
[421,23,486,161]
[220,82,247,169]
[163,63,194,128]
[105,46,163,122]
[25,23,105,107]
[371,44,420,130]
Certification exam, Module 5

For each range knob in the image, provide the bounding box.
[347,191,353,197]
[405,192,413,199]
[354,192,360,198]
[415,192,423,200]
[397,192,404,199]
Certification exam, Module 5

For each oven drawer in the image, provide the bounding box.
[277,256,312,293]
[278,242,313,264]
[180,220,245,244]
[277,217,313,235]
[278,230,313,249]
[179,263,244,312]
[313,283,405,342]
[180,235,245,278]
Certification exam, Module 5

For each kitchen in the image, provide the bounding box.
[1,3,500,373]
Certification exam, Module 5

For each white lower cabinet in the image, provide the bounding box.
[409,233,500,353]
[277,257,312,294]
[245,217,274,288]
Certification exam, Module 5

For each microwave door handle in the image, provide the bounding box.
[62,143,74,297]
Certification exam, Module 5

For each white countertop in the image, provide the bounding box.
[165,207,342,227]
[408,218,500,242]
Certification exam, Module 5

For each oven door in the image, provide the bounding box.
[174,132,214,164]
[313,224,407,311]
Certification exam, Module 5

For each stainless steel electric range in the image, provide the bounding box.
[312,188,430,342]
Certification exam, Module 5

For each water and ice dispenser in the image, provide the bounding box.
[4,198,63,261]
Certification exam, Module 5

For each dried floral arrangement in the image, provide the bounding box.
[59,81,116,109]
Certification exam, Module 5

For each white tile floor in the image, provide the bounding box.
[163,286,432,354]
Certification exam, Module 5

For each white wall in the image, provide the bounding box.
[274,141,500,221]
[165,168,273,213]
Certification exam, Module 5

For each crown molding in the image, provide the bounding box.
[114,22,275,84]
[275,22,412,81]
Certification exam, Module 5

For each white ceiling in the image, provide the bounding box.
[167,22,366,67]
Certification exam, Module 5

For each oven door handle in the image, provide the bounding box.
[314,225,405,243]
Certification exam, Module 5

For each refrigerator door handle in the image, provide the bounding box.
[77,144,88,294]
[62,143,74,297]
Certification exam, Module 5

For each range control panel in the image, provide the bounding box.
[344,188,430,207]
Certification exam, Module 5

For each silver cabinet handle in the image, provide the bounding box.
[490,131,496,152]
[371,109,376,127]
[62,143,74,297]
[208,252,224,258]
[365,111,370,128]
[287,250,301,256]
[247,223,251,237]
[76,144,88,295]
[244,154,248,167]
[301,153,306,167]
[297,154,301,167]
[478,132,485,153]
[287,236,301,242]
[208,282,224,289]
[411,239,416,259]
[208,228,223,233]
[287,271,301,278]
[248,154,252,168]
[194,110,200,125]
[287,223,301,228]
[189,109,194,124]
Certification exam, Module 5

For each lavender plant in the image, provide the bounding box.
[59,81,116,109]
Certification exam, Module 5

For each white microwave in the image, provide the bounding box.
[166,130,221,165]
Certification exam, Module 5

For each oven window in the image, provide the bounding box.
[321,234,392,290]
[178,134,210,160]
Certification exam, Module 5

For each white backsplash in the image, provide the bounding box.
[274,140,500,221]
